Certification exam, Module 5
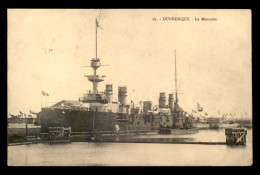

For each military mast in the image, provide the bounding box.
[82,19,105,96]
[80,18,110,104]
[173,49,179,128]
[175,49,178,105]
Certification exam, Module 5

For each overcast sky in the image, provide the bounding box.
[8,9,251,118]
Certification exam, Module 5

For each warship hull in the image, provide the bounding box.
[39,107,161,133]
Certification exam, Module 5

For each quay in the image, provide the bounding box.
[8,139,226,146]
[8,126,247,146]
[91,138,226,145]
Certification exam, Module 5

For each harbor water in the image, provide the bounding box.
[8,129,253,166]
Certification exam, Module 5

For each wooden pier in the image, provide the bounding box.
[225,127,247,145]
[39,127,71,141]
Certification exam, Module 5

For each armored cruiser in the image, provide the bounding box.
[38,19,197,134]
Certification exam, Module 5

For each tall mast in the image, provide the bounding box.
[84,19,104,95]
[96,18,98,59]
[175,49,178,104]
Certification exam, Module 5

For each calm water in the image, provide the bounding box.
[8,129,253,166]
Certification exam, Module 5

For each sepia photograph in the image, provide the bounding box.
[7,9,252,166]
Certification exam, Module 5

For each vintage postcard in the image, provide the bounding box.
[7,9,252,166]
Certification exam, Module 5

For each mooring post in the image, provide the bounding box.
[25,115,28,141]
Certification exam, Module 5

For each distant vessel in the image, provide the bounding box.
[38,18,197,135]
[157,49,198,135]
[196,116,252,129]
[197,123,240,129]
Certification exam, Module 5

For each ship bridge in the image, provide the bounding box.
[80,56,112,104]
[80,91,107,103]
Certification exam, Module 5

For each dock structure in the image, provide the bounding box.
[70,130,152,142]
[10,126,248,146]
[11,128,247,146]
[47,127,71,141]
[225,127,247,145]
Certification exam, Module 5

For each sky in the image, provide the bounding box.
[8,9,252,118]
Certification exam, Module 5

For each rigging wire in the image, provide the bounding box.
[97,9,102,23]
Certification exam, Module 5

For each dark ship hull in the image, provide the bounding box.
[158,128,199,135]
[39,107,161,133]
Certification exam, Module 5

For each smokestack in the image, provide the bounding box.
[159,92,166,108]
[143,101,152,111]
[105,84,113,103]
[168,94,174,109]
[118,86,127,105]
[143,101,152,114]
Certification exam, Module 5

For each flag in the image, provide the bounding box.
[96,18,102,29]
[42,91,49,96]
[20,111,23,115]
[205,113,208,116]
[30,110,37,114]
[197,103,203,112]
[9,113,16,118]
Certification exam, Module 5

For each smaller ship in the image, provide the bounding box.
[239,119,252,128]
[207,117,220,129]
[196,114,252,129]
[158,50,198,135]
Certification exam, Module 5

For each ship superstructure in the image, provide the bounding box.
[78,18,130,114]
